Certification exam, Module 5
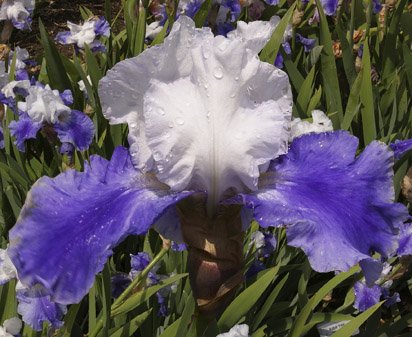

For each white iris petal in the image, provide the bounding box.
[99,16,292,212]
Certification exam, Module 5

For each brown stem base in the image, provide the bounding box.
[177,195,244,317]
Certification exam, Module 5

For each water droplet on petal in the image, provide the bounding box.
[175,117,185,125]
[157,107,165,116]
[213,67,223,79]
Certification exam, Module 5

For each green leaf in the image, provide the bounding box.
[175,293,196,337]
[316,3,343,122]
[111,273,188,316]
[293,66,316,118]
[289,265,359,337]
[108,310,152,337]
[260,3,297,64]
[330,302,384,337]
[39,19,72,92]
[252,273,290,331]
[218,266,280,330]
[159,318,182,337]
[193,0,212,28]
[359,40,377,145]
[341,72,362,130]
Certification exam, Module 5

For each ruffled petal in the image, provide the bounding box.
[354,282,382,312]
[16,282,67,331]
[8,146,191,304]
[8,113,42,152]
[390,139,412,160]
[238,131,408,272]
[397,223,412,256]
[54,110,95,151]
[100,16,291,210]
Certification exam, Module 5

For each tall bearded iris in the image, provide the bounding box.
[7,16,409,319]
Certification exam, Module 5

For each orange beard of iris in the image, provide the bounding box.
[177,195,244,317]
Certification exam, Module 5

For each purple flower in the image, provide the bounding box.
[320,0,339,16]
[390,139,412,160]
[296,34,316,52]
[354,282,382,311]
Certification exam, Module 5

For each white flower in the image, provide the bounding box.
[18,85,71,124]
[9,47,30,70]
[66,20,96,48]
[290,110,333,141]
[99,16,292,213]
[216,324,249,337]
[0,0,33,25]
[0,248,17,285]
[145,21,163,40]
[1,80,30,98]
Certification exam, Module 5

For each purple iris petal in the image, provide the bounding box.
[274,52,284,68]
[320,0,339,16]
[283,42,291,55]
[55,31,72,45]
[89,40,107,53]
[171,242,187,251]
[246,260,265,278]
[16,70,29,81]
[372,0,382,14]
[156,292,168,316]
[221,0,241,22]
[60,142,75,155]
[130,252,151,273]
[359,259,383,287]
[0,126,4,149]
[60,90,73,106]
[390,139,412,160]
[185,0,204,18]
[384,292,400,307]
[8,146,191,304]
[263,0,279,5]
[296,34,316,52]
[54,110,94,151]
[12,17,32,31]
[111,273,131,298]
[354,281,382,311]
[9,114,42,152]
[0,92,17,111]
[238,131,408,273]
[216,22,234,37]
[94,17,110,37]
[16,286,67,331]
[397,223,412,256]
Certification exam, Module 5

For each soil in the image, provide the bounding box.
[7,0,123,59]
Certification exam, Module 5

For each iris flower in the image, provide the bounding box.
[7,16,409,314]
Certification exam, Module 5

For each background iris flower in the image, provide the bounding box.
[6,16,409,318]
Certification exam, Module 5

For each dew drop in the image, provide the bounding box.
[213,67,224,79]
[175,117,185,125]
[157,107,165,116]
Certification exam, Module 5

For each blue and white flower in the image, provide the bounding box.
[56,17,110,52]
[7,16,409,310]
[0,0,34,30]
